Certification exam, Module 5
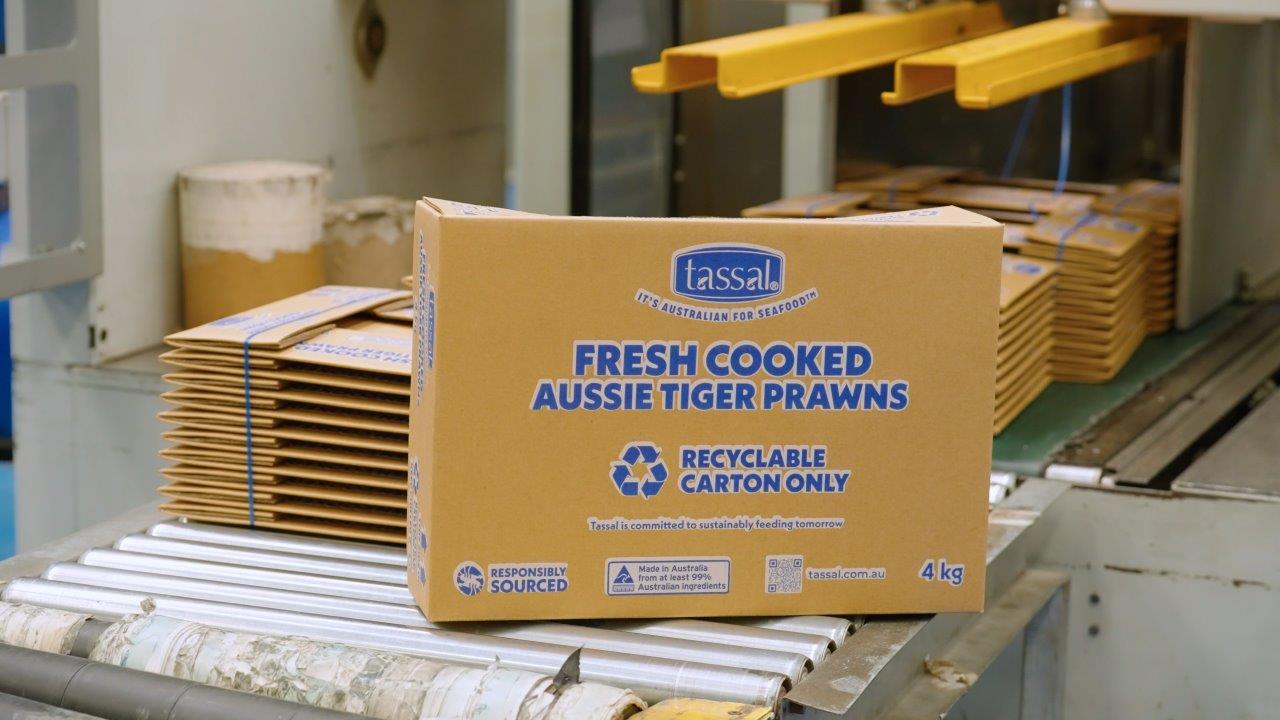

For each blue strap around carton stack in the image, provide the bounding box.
[802,195,830,219]
[1055,212,1098,262]
[237,289,398,525]
[885,177,901,207]
[1111,181,1173,215]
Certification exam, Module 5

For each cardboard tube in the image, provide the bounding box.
[323,197,415,289]
[178,161,328,328]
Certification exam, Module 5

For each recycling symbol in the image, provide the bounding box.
[610,442,668,499]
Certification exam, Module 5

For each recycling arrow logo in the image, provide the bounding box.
[610,442,668,499]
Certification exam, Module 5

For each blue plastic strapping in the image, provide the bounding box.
[1054,84,1073,197]
[1056,211,1098,262]
[1112,180,1172,215]
[236,289,397,526]
[1002,94,1040,179]
[802,197,828,219]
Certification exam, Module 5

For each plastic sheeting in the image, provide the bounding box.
[92,614,644,720]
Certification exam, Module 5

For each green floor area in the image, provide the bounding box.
[993,304,1250,476]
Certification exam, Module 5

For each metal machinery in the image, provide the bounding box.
[1,0,1278,718]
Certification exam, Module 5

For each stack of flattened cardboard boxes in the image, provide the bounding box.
[1022,212,1150,382]
[995,255,1057,433]
[740,191,872,218]
[836,166,972,211]
[158,286,413,543]
[1092,180,1180,334]
[918,183,1096,225]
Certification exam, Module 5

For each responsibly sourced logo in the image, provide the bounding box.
[610,442,668,499]
[672,244,784,303]
[453,561,570,597]
[454,561,484,596]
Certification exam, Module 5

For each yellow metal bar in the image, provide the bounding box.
[631,2,1009,99]
[882,16,1184,109]
[634,699,775,720]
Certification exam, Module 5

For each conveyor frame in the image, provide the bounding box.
[0,480,1072,719]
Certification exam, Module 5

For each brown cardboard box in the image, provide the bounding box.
[408,199,1001,621]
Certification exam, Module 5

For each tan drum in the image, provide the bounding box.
[177,161,329,328]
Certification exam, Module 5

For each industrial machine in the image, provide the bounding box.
[0,0,1277,718]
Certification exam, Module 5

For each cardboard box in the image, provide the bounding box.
[408,199,1002,621]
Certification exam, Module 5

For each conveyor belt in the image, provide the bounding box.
[1,521,858,708]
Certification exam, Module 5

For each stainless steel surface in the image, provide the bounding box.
[134,523,846,668]
[78,548,415,605]
[42,564,429,628]
[1054,305,1280,473]
[113,535,407,585]
[1108,325,1280,485]
[876,570,1069,719]
[729,616,854,648]
[785,479,1069,718]
[462,623,810,685]
[147,521,406,567]
[0,502,166,585]
[607,619,830,665]
[1,580,787,707]
[1173,389,1280,501]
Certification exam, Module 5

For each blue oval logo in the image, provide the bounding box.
[671,244,785,303]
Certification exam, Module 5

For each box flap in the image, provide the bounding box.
[999,255,1058,310]
[420,197,543,219]
[836,205,1002,227]
[167,286,408,349]
[742,191,872,218]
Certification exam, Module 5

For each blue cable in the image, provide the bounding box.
[1054,83,1073,196]
[1001,94,1040,179]
[1053,84,1078,260]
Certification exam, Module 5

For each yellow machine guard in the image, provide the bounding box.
[882,16,1185,110]
[631,2,1009,99]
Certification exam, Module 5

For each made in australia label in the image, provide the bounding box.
[605,557,730,596]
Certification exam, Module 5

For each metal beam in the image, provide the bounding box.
[882,16,1183,110]
[784,479,1069,717]
[878,570,1069,719]
[632,2,1009,98]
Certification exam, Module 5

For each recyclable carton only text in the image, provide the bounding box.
[410,199,1001,621]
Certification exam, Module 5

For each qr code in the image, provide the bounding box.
[765,555,804,594]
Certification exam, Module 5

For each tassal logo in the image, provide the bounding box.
[672,244,784,303]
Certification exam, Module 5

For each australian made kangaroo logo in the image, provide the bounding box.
[672,244,784,303]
